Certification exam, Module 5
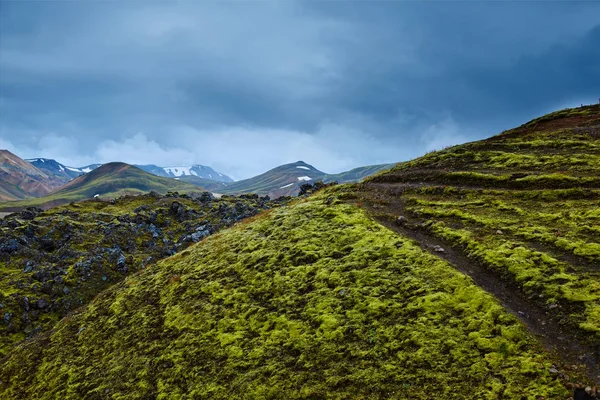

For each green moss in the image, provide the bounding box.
[0,194,568,399]
[400,186,600,343]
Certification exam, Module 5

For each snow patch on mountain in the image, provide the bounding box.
[280,183,294,189]
[156,165,233,182]
[163,166,195,177]
[296,166,310,170]
[297,176,312,181]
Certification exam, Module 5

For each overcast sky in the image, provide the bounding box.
[1,1,599,180]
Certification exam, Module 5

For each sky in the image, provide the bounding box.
[1,1,599,180]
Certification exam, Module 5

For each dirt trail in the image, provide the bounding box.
[354,182,600,385]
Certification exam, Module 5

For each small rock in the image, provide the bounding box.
[62,286,70,295]
[433,245,445,253]
[549,367,559,374]
[24,261,34,273]
[396,216,407,225]
[549,303,558,309]
[101,276,108,282]
[495,230,503,235]
[36,299,48,309]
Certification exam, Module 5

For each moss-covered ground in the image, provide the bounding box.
[0,191,571,399]
[0,192,289,358]
[360,105,600,386]
[372,104,600,190]
[397,187,599,339]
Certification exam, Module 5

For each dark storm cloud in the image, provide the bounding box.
[1,1,598,179]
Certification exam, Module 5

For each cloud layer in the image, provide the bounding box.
[1,1,598,178]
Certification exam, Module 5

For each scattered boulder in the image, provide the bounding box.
[433,245,445,253]
[36,299,48,309]
[396,216,407,225]
[0,239,21,254]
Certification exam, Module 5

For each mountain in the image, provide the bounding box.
[323,163,396,183]
[136,164,233,182]
[176,175,230,191]
[26,158,95,181]
[212,161,394,198]
[0,150,63,201]
[215,161,326,197]
[1,106,598,398]
[0,162,205,211]
[24,160,232,185]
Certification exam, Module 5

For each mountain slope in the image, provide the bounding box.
[0,150,63,201]
[0,162,204,211]
[370,105,600,188]
[0,191,570,399]
[176,175,230,191]
[217,161,326,197]
[212,161,395,198]
[359,104,600,379]
[26,158,90,181]
[323,163,396,184]
[136,164,233,182]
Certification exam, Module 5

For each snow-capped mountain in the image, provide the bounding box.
[135,164,233,183]
[26,158,99,180]
[26,159,232,184]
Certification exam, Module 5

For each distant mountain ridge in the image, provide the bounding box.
[135,164,233,182]
[27,159,233,183]
[0,151,65,201]
[26,158,98,181]
[0,162,205,211]
[2,152,393,206]
[214,161,394,198]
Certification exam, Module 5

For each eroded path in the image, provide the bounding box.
[353,181,600,385]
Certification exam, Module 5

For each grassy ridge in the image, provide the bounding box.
[323,163,396,184]
[371,105,600,189]
[401,187,600,339]
[0,191,569,399]
[361,105,600,362]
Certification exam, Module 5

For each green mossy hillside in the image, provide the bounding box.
[0,192,568,399]
[400,187,600,340]
[358,105,600,384]
[371,105,600,189]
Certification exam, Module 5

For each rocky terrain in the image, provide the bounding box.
[0,191,290,357]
